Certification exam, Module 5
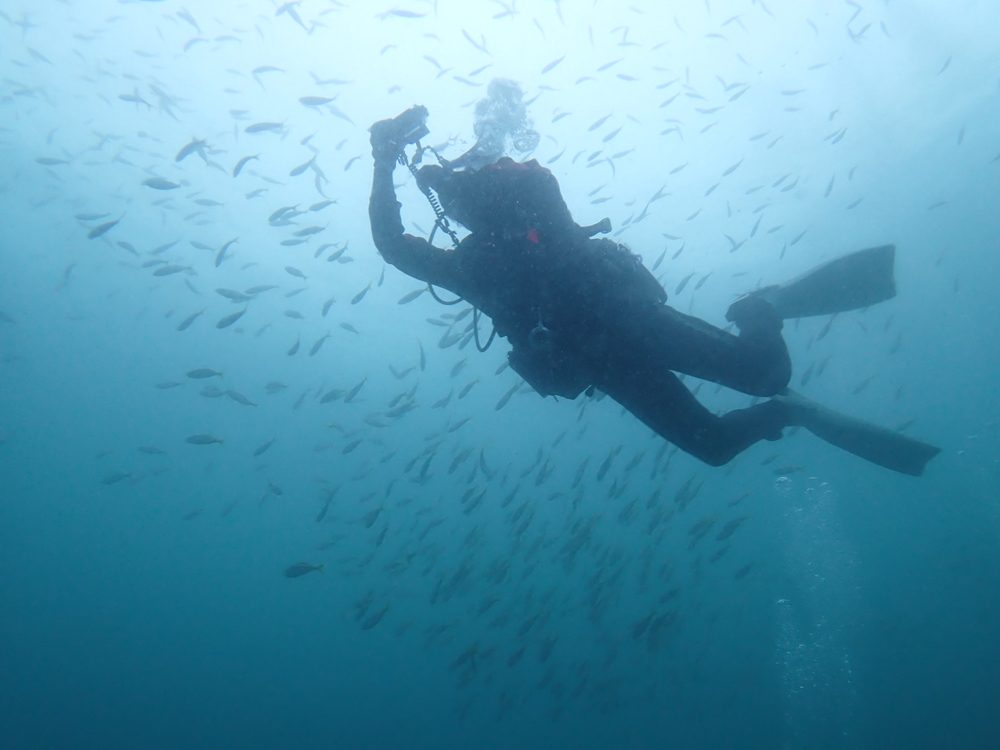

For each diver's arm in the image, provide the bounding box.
[369,117,462,291]
[369,160,459,287]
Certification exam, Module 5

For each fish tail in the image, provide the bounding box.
[317,564,325,574]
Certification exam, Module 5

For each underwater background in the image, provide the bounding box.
[1,1,999,748]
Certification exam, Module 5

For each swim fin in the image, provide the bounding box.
[774,389,940,476]
[751,244,897,319]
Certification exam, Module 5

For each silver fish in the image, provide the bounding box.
[232,154,259,177]
[245,122,284,134]
[253,437,276,457]
[186,434,223,445]
[309,333,331,357]
[226,389,257,406]
[143,177,180,190]
[216,307,247,329]
[176,310,204,331]
[175,137,206,162]
[87,218,120,239]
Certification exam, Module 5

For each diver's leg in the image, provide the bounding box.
[597,362,788,467]
[643,302,792,397]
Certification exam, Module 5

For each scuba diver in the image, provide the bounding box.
[367,95,940,476]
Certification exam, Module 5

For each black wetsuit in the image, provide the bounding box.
[369,155,791,466]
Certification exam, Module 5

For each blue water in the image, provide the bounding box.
[2,2,999,748]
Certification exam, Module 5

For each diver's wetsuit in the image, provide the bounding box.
[369,155,792,466]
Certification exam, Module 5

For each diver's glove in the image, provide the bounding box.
[369,105,429,165]
[725,295,783,334]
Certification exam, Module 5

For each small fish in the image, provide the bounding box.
[351,282,372,305]
[337,377,365,406]
[716,515,750,541]
[215,289,252,303]
[186,368,223,379]
[232,154,259,177]
[101,472,132,486]
[853,374,875,395]
[285,266,307,280]
[541,55,565,74]
[398,288,426,305]
[495,380,522,411]
[153,265,192,277]
[675,272,695,295]
[309,333,331,357]
[216,307,247,329]
[138,446,167,456]
[287,337,300,356]
[245,122,284,134]
[253,437,276,457]
[143,177,180,190]
[186,434,223,445]
[294,225,326,237]
[227,390,257,407]
[458,379,479,399]
[361,604,389,630]
[316,497,333,524]
[154,381,184,390]
[300,96,335,107]
[284,563,324,578]
[37,157,69,166]
[322,298,336,317]
[290,156,316,177]
[588,114,612,131]
[320,389,344,404]
[175,137,206,162]
[310,200,335,212]
[381,8,425,18]
[246,285,278,295]
[214,238,239,268]
[176,310,204,331]
[87,218,121,240]
[252,65,283,86]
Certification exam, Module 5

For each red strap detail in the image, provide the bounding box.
[526,228,539,243]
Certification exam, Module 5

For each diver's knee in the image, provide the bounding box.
[746,357,791,397]
[686,434,736,467]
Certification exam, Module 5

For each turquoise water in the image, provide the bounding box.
[1,2,999,748]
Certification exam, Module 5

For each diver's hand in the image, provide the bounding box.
[369,105,429,165]
[726,295,783,334]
